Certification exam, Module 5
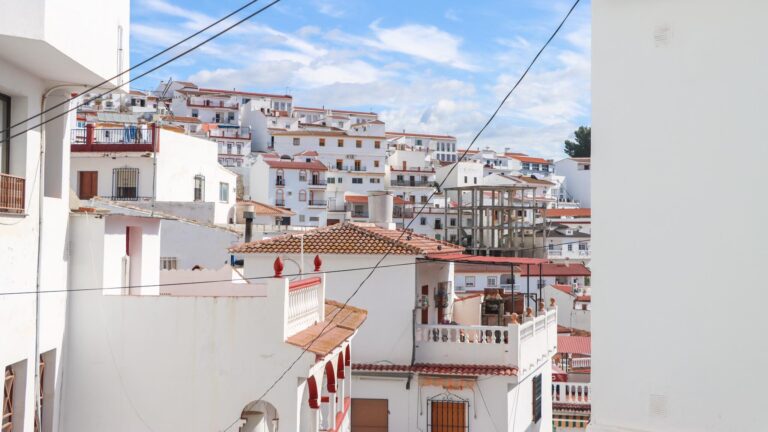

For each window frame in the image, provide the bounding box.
[219,182,230,202]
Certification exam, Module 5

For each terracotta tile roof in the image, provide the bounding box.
[294,106,377,116]
[271,130,387,139]
[512,175,556,186]
[393,196,408,205]
[286,300,367,356]
[160,115,201,124]
[558,336,591,355]
[552,284,575,295]
[519,263,591,277]
[197,87,292,99]
[546,208,591,218]
[237,199,295,216]
[229,222,463,255]
[344,195,368,204]
[353,363,517,377]
[454,263,507,274]
[575,295,591,302]
[264,159,328,171]
[295,150,319,156]
[385,131,456,140]
[509,155,552,164]
[454,292,484,302]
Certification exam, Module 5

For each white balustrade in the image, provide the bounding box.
[571,358,591,369]
[415,324,510,344]
[286,282,321,336]
[552,382,591,405]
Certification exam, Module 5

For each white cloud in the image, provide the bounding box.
[366,23,478,71]
[313,0,345,18]
[444,9,461,22]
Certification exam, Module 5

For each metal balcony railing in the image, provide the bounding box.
[71,125,154,146]
[308,200,327,207]
[276,178,285,186]
[275,200,286,207]
[391,179,432,187]
[309,179,327,186]
[0,173,25,214]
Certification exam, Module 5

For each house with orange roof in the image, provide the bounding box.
[230,194,557,431]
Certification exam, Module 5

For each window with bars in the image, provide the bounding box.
[112,168,139,200]
[428,395,468,431]
[532,374,542,423]
[160,257,178,270]
[193,175,205,202]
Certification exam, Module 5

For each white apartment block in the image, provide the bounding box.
[0,1,130,430]
[387,131,458,162]
[69,124,237,224]
[555,157,591,208]
[249,154,329,227]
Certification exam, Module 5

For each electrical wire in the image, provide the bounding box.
[0,238,590,297]
[219,1,581,429]
[0,0,262,137]
[0,0,282,146]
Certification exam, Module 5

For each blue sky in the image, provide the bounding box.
[130,0,590,158]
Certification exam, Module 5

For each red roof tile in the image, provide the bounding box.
[264,159,328,171]
[519,263,591,277]
[294,106,377,116]
[575,295,591,302]
[229,222,464,255]
[509,155,551,164]
[385,131,456,140]
[352,363,517,376]
[295,150,319,156]
[344,195,368,204]
[286,300,367,356]
[558,336,591,355]
[197,87,292,99]
[552,284,575,295]
[546,208,591,218]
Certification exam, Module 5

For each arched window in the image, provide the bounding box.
[298,190,307,202]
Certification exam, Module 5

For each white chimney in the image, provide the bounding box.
[368,191,395,230]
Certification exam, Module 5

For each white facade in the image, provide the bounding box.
[435,160,485,190]
[69,127,237,224]
[555,158,591,208]
[386,132,457,162]
[0,2,129,431]
[591,2,768,431]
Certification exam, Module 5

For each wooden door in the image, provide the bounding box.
[421,285,429,324]
[430,401,466,432]
[351,398,388,432]
[78,171,98,199]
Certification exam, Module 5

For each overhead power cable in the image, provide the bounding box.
[0,0,283,145]
[219,0,582,430]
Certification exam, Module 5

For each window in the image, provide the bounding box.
[421,196,428,203]
[319,138,325,147]
[356,140,362,148]
[416,139,423,146]
[337,177,343,183]
[160,257,178,270]
[112,167,139,200]
[299,215,305,222]
[435,234,442,240]
[191,109,198,118]
[299,190,307,201]
[532,374,542,422]
[463,176,467,183]
[338,139,344,147]
[487,276,498,287]
[293,137,300,146]
[369,178,380,184]
[299,170,307,182]
[228,112,235,122]
[522,163,530,170]
[327,177,336,184]
[336,159,343,170]
[193,175,205,201]
[227,143,232,154]
[473,177,477,185]
[420,217,427,225]
[465,276,475,288]
[236,144,242,155]
[352,178,363,184]
[374,140,381,149]
[219,182,229,202]
[374,160,380,168]
[450,218,456,227]
[236,160,242,167]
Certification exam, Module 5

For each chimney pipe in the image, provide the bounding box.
[244,211,254,243]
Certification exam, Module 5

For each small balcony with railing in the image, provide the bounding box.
[547,246,591,260]
[307,199,328,208]
[186,97,239,110]
[390,178,433,187]
[0,173,25,215]
[71,124,156,152]
[208,127,251,140]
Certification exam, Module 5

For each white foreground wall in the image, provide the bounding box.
[592,1,768,431]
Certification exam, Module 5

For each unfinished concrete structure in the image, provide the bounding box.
[443,185,546,257]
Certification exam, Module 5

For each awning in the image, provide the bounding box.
[424,252,548,266]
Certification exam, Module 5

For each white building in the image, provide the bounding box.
[0,1,130,430]
[386,131,457,163]
[232,196,557,431]
[69,124,237,224]
[555,157,591,208]
[435,160,485,190]
[508,154,554,177]
[64,207,366,431]
[591,1,768,431]
[248,154,329,226]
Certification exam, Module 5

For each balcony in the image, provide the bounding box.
[286,277,323,336]
[275,200,286,207]
[547,249,591,259]
[309,178,327,186]
[552,382,591,406]
[186,98,239,110]
[414,309,557,373]
[434,222,443,230]
[390,166,435,173]
[343,165,367,172]
[390,179,433,187]
[0,173,25,214]
[308,199,327,207]
[71,124,156,152]
[351,210,369,218]
[276,178,285,186]
[208,128,251,140]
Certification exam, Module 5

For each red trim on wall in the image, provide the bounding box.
[289,276,321,291]
[337,352,345,379]
[345,345,351,366]
[325,361,337,393]
[307,375,319,409]
[329,397,352,432]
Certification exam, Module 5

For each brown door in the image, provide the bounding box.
[78,171,98,199]
[430,401,466,432]
[352,398,388,432]
[421,285,429,324]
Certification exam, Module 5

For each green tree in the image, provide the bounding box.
[564,126,591,157]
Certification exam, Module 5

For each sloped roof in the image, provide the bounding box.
[229,222,463,255]
[237,199,295,216]
[558,336,591,355]
[509,155,551,164]
[546,208,591,218]
[264,159,327,171]
[519,263,591,277]
[286,300,367,356]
